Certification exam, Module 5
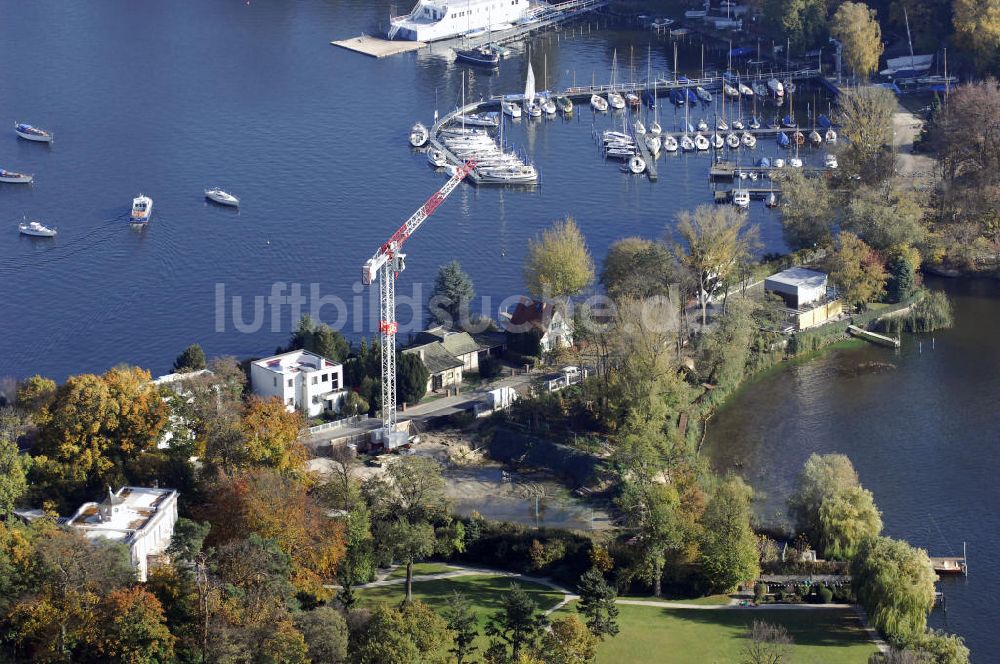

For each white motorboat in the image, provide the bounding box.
[634,120,646,135]
[542,99,557,115]
[739,83,754,97]
[524,102,542,118]
[607,91,626,110]
[696,87,712,103]
[767,78,785,98]
[723,84,740,98]
[502,100,522,118]
[732,189,750,209]
[663,135,679,152]
[773,158,785,168]
[741,132,756,148]
[14,122,53,143]
[726,133,741,149]
[711,133,724,149]
[556,96,574,114]
[18,219,56,237]
[645,134,661,156]
[591,94,609,112]
[455,112,500,128]
[130,194,153,224]
[825,128,837,144]
[789,156,803,168]
[427,148,448,168]
[825,154,838,169]
[649,121,662,137]
[628,155,646,174]
[477,164,538,184]
[388,0,531,42]
[680,134,695,152]
[409,122,429,147]
[694,134,710,151]
[205,188,240,207]
[0,169,33,184]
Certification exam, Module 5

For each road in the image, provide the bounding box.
[400,371,536,422]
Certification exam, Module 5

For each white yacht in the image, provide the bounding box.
[501,100,522,118]
[130,194,153,224]
[19,219,57,237]
[732,189,750,209]
[645,134,661,156]
[767,78,785,99]
[634,120,646,135]
[628,155,646,174]
[0,169,33,184]
[662,135,679,152]
[590,94,608,112]
[409,122,429,147]
[205,188,240,207]
[741,132,756,148]
[824,154,838,169]
[607,91,626,110]
[389,0,531,41]
[427,148,448,168]
[694,134,709,151]
[14,122,53,143]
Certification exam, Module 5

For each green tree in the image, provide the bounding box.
[0,435,29,517]
[428,261,476,328]
[699,476,760,593]
[842,185,926,252]
[673,205,759,327]
[16,374,57,425]
[337,507,376,612]
[91,587,176,664]
[912,629,971,664]
[293,606,348,664]
[762,0,828,51]
[396,353,429,405]
[817,485,883,560]
[444,592,480,664]
[775,169,836,250]
[485,583,548,662]
[173,343,207,372]
[350,603,422,664]
[789,453,862,542]
[851,536,937,642]
[616,478,681,598]
[576,567,620,640]
[831,2,884,79]
[886,252,918,303]
[538,615,598,664]
[599,237,675,301]
[282,315,349,362]
[828,233,888,311]
[836,86,898,184]
[524,217,595,298]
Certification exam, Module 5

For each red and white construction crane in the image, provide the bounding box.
[362,160,475,446]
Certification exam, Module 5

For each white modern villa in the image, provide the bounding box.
[67,486,179,582]
[250,349,347,417]
[389,0,532,41]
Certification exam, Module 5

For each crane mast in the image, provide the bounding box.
[362,161,475,445]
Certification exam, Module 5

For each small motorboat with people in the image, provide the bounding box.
[427,148,448,168]
[0,168,33,184]
[130,194,153,224]
[205,188,240,207]
[455,45,500,67]
[824,153,838,169]
[741,132,756,148]
[18,219,56,237]
[732,189,750,209]
[711,132,724,150]
[556,96,574,114]
[409,122,429,147]
[14,122,53,143]
[591,94,609,112]
[628,155,646,174]
[502,100,522,118]
[727,132,741,149]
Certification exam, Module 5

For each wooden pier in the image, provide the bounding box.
[633,135,659,182]
[930,556,968,576]
[847,325,901,348]
[710,160,828,181]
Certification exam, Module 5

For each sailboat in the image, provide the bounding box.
[541,55,556,115]
[608,50,626,110]
[680,96,694,152]
[523,59,541,117]
[649,80,662,136]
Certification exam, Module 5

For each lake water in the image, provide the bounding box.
[704,278,1000,658]
[0,0,826,381]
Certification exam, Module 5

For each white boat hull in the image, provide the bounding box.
[19,222,56,237]
[206,190,240,207]
[0,173,33,184]
[15,126,53,143]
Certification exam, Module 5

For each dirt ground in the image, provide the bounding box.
[892,101,937,190]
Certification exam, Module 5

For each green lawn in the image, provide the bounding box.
[383,562,458,580]
[618,593,732,606]
[569,604,877,664]
[357,574,565,651]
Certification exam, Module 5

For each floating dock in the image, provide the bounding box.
[847,325,901,348]
[930,556,968,576]
[330,35,424,58]
[633,134,658,182]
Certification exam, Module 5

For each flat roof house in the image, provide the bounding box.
[250,349,346,418]
[67,486,179,582]
[764,267,842,330]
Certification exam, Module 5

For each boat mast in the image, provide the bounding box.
[903,7,916,69]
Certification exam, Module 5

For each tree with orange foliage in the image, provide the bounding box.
[199,469,345,599]
[91,587,175,663]
[239,396,308,476]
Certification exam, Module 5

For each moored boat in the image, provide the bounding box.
[739,83,754,97]
[455,46,500,67]
[741,132,756,148]
[694,134,709,151]
[662,135,679,152]
[556,96,574,114]
[591,94,609,112]
[732,189,750,209]
[607,91,626,110]
[18,219,56,237]
[14,122,53,143]
[711,133,724,150]
[767,78,784,99]
[130,194,153,224]
[824,153,838,169]
[628,155,646,174]
[634,120,646,135]
[409,122,429,147]
[541,98,557,115]
[680,134,695,152]
[649,121,662,137]
[502,100,522,118]
[205,188,240,207]
[727,132,741,149]
[645,134,661,156]
[455,112,500,128]
[427,148,448,168]
[696,86,712,103]
[825,128,838,144]
[776,131,790,148]
[0,169,33,184]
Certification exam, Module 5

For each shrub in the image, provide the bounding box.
[754,583,768,603]
[479,355,503,380]
[818,585,834,604]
